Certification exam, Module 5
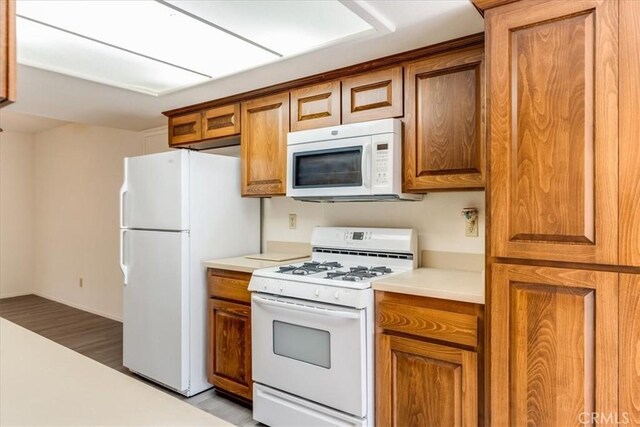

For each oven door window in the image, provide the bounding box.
[273,321,330,368]
[293,146,362,188]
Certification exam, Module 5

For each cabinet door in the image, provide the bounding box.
[341,66,403,124]
[202,104,240,140]
[620,0,640,267]
[404,46,484,191]
[490,263,618,426]
[0,0,16,108]
[290,81,340,131]
[241,92,289,196]
[377,334,477,427]
[207,298,252,401]
[620,274,640,425]
[169,112,202,146]
[487,0,618,264]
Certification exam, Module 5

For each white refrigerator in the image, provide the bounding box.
[119,150,259,396]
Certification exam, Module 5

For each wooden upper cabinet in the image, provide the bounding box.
[620,0,640,267]
[487,0,618,264]
[241,92,289,197]
[404,46,485,191]
[202,104,240,140]
[490,263,618,426]
[169,113,201,146]
[341,66,403,124]
[0,0,16,108]
[290,81,341,131]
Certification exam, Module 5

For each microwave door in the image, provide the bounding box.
[287,136,372,198]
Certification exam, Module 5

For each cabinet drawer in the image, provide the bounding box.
[207,269,251,304]
[169,112,201,145]
[202,104,240,140]
[341,66,403,124]
[290,81,341,131]
[377,300,478,348]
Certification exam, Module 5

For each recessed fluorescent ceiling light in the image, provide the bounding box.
[15,0,375,96]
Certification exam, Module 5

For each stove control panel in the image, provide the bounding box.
[248,276,372,309]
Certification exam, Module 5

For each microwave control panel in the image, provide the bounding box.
[374,142,390,186]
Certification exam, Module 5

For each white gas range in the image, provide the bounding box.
[249,227,417,427]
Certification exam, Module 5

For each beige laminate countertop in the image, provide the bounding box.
[373,268,485,304]
[203,253,309,273]
[0,318,232,427]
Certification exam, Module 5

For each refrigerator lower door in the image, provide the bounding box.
[123,229,189,393]
[121,150,189,231]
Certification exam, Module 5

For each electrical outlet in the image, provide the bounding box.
[462,208,479,237]
[289,214,297,230]
[465,221,479,237]
[79,278,84,288]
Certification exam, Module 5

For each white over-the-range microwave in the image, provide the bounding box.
[286,118,422,202]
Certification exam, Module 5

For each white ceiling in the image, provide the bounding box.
[16,1,377,95]
[6,1,484,132]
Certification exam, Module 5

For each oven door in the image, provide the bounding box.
[251,293,367,417]
[286,136,373,198]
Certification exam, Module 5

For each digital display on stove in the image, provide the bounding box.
[352,232,364,240]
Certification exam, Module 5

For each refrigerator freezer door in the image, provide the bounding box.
[122,150,189,231]
[123,229,189,393]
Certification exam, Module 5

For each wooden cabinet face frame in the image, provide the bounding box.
[490,263,618,426]
[619,0,640,267]
[487,0,618,264]
[404,46,485,191]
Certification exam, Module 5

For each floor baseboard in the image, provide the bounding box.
[32,292,123,323]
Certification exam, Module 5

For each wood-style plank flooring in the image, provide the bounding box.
[0,294,256,427]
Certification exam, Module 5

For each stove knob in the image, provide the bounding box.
[263,285,268,290]
[334,290,342,300]
[279,285,284,292]
[314,288,320,297]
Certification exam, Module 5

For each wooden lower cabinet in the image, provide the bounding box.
[490,263,618,426]
[207,269,252,401]
[377,335,477,427]
[376,291,483,427]
[620,274,640,424]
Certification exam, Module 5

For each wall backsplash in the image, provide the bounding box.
[262,191,485,255]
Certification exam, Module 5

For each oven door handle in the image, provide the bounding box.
[252,295,361,319]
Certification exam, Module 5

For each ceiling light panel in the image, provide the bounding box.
[165,0,374,56]
[17,17,209,94]
[16,0,279,94]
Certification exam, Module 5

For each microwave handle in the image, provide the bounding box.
[252,295,361,319]
[363,144,372,188]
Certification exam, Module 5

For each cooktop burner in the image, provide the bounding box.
[324,265,394,282]
[278,261,343,275]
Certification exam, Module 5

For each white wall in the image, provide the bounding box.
[0,131,36,298]
[262,191,485,255]
[33,124,144,320]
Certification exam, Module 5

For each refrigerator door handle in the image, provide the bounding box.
[119,181,128,229]
[120,229,128,285]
